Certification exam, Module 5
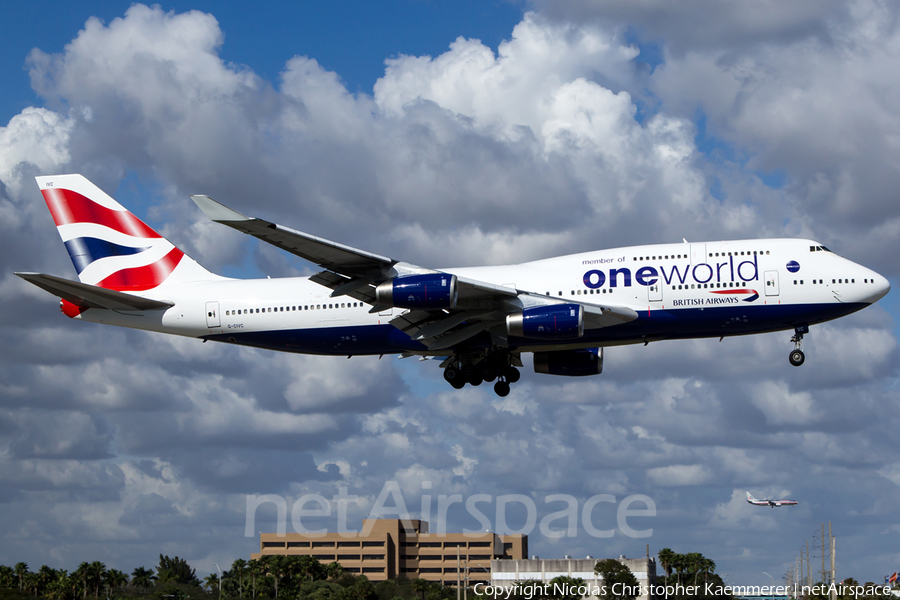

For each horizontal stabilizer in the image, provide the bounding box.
[15,272,174,311]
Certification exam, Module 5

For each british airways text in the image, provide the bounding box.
[583,255,759,289]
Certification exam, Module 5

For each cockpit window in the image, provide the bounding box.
[810,245,832,252]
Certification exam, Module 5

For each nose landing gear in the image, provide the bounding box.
[789,325,808,366]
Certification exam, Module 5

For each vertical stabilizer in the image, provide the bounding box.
[36,174,220,290]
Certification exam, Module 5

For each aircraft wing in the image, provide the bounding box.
[192,194,637,350]
[15,273,174,311]
[190,195,395,275]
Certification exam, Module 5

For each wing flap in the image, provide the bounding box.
[582,304,639,328]
[308,271,377,304]
[16,273,174,311]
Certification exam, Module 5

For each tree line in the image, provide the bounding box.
[0,555,457,600]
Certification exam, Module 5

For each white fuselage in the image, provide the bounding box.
[71,238,890,356]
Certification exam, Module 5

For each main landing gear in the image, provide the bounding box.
[442,350,522,397]
[789,325,809,367]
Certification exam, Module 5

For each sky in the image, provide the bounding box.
[2,0,900,587]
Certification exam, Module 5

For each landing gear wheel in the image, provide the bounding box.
[494,380,511,397]
[468,374,483,386]
[789,349,805,367]
[444,366,465,389]
[504,366,521,383]
[480,363,498,383]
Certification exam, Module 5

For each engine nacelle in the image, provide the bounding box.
[506,304,584,340]
[534,348,603,377]
[375,273,458,309]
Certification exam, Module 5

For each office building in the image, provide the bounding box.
[253,518,527,586]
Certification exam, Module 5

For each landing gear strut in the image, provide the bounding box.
[442,350,521,396]
[789,325,808,367]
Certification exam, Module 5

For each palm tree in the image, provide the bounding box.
[45,571,71,600]
[74,563,89,600]
[37,566,56,596]
[131,567,156,592]
[684,553,703,586]
[266,556,284,599]
[412,578,430,600]
[324,562,343,582]
[88,562,106,598]
[671,553,686,586]
[24,572,40,597]
[204,573,220,593]
[699,557,716,584]
[657,549,675,579]
[14,562,29,591]
[0,565,16,589]
[249,559,262,599]
[104,569,128,595]
[230,559,247,599]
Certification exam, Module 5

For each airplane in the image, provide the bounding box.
[15,174,891,397]
[746,492,799,507]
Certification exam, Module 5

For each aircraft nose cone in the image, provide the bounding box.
[867,272,891,303]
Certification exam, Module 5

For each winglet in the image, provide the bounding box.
[190,195,251,223]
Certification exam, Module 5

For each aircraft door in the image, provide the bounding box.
[690,243,707,266]
[648,280,663,303]
[764,271,779,296]
[206,301,220,328]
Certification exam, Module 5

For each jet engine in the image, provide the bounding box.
[534,348,603,376]
[375,273,458,309]
[506,304,584,340]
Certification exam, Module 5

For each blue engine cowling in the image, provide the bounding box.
[534,348,603,376]
[506,304,584,340]
[375,273,458,309]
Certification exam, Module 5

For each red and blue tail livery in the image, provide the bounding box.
[37,175,213,291]
[17,174,890,397]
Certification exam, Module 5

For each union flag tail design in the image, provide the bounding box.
[37,175,218,290]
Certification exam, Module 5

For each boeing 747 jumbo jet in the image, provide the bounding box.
[16,175,891,397]
[746,492,799,507]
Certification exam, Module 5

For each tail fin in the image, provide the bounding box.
[746,492,755,501]
[37,175,219,291]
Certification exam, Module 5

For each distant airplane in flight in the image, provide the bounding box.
[747,492,799,507]
[17,175,890,397]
